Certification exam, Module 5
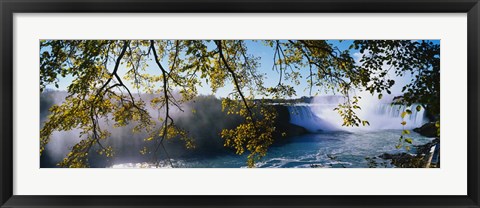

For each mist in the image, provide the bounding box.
[40,91,245,168]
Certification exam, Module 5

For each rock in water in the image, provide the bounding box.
[413,122,437,138]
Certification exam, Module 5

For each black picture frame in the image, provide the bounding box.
[1,0,479,207]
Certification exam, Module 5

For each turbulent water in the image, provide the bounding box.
[111,98,433,168]
[111,130,433,168]
[41,92,434,168]
[288,102,427,132]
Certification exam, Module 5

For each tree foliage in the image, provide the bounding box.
[40,40,440,168]
[352,40,440,118]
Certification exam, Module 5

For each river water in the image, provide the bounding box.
[111,98,433,168]
[111,130,433,168]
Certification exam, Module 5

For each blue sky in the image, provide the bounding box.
[48,40,439,99]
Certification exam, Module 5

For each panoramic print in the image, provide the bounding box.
[40,40,440,168]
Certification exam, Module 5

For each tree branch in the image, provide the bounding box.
[215,40,255,122]
[150,40,175,168]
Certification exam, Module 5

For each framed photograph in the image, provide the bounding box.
[1,0,479,207]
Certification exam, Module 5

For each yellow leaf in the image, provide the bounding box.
[405,138,413,144]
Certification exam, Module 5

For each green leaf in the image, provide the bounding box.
[378,94,383,100]
[362,120,370,126]
[416,105,422,111]
[405,109,412,115]
[405,138,413,144]
[402,130,410,135]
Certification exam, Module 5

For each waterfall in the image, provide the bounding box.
[287,98,428,133]
[375,104,427,128]
[287,105,338,132]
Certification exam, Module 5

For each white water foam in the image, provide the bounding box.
[287,95,428,132]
